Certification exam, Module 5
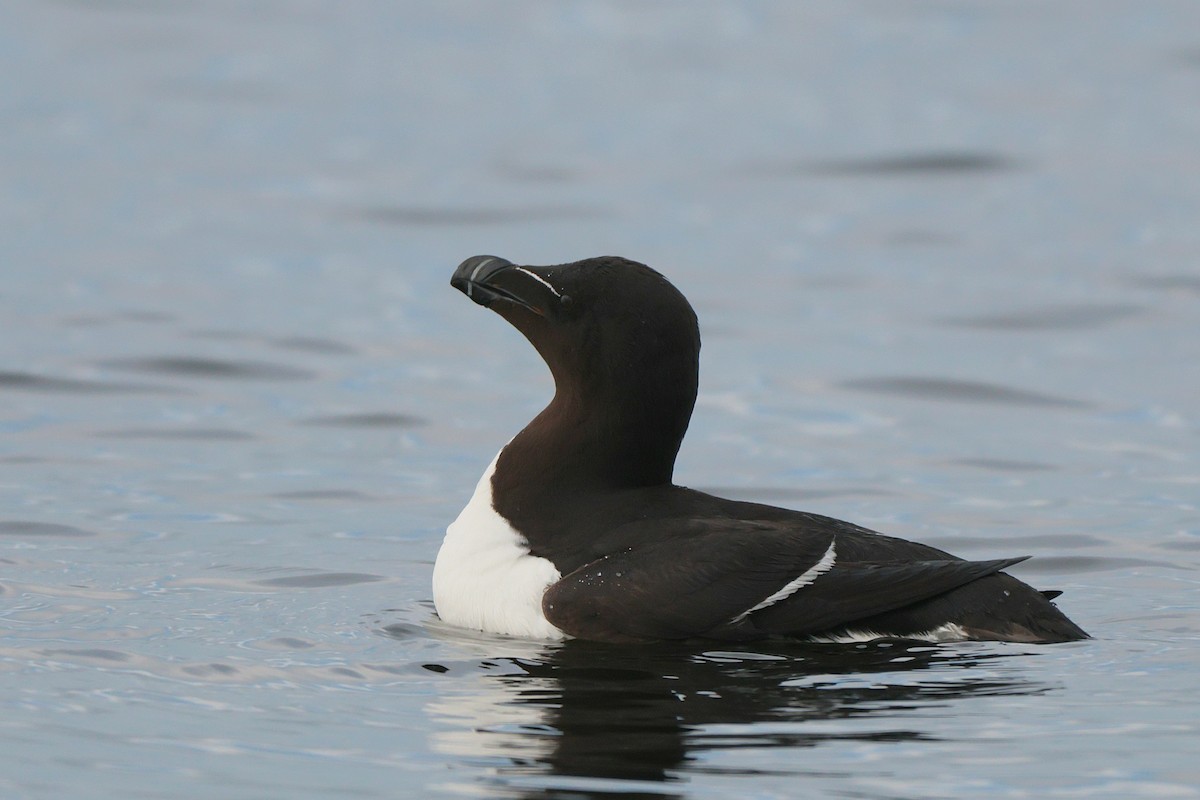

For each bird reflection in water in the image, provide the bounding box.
[415,635,1047,798]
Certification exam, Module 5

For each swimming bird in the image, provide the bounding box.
[434,255,1089,644]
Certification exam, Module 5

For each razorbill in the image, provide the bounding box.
[434,255,1089,644]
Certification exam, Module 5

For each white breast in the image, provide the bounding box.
[433,451,567,640]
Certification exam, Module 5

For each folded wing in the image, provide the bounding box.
[541,518,1028,642]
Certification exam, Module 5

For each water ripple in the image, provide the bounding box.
[0,370,177,394]
[99,356,314,381]
[95,428,255,441]
[184,330,359,355]
[270,336,357,355]
[254,572,386,589]
[771,151,1022,177]
[1013,556,1187,573]
[271,489,377,501]
[0,521,96,538]
[841,376,1091,409]
[347,204,607,226]
[299,412,427,428]
[1131,274,1200,294]
[940,304,1144,331]
[44,648,131,662]
[948,458,1058,472]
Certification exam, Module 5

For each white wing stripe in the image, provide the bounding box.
[730,540,837,624]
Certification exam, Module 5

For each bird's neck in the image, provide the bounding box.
[496,362,697,498]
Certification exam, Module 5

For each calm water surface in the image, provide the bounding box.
[2,2,1199,798]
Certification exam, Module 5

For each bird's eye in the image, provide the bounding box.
[560,294,573,307]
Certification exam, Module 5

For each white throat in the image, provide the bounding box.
[432,451,566,640]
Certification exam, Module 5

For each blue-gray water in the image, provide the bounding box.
[2,2,1199,797]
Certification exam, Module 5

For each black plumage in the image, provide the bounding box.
[450,254,1088,644]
